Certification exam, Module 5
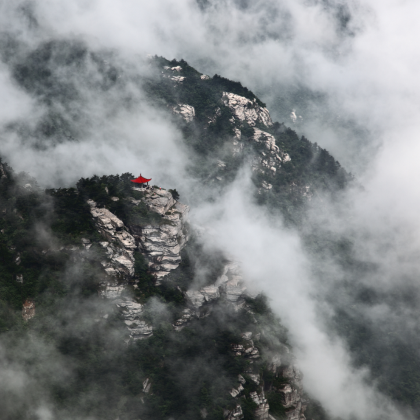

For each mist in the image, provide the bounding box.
[1,0,420,419]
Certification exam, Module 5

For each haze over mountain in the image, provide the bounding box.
[1,1,420,420]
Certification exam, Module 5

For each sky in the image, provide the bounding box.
[1,0,420,419]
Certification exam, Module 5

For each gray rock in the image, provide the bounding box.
[88,200,136,278]
[134,197,189,283]
[173,308,194,331]
[226,405,244,420]
[249,392,269,420]
[143,378,151,393]
[173,103,195,123]
[230,384,244,398]
[222,92,273,127]
[0,163,7,179]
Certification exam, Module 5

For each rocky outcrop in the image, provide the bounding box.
[132,189,189,282]
[163,66,186,83]
[176,255,306,420]
[141,189,176,215]
[253,129,291,163]
[0,163,7,179]
[173,103,195,122]
[164,66,182,72]
[87,189,189,337]
[232,331,260,360]
[116,298,153,340]
[274,366,307,420]
[88,200,136,279]
[222,92,273,127]
[250,391,270,420]
[173,308,194,331]
[22,299,35,321]
[226,405,244,420]
[180,261,247,322]
[218,262,247,308]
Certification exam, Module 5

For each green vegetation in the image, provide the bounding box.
[2,39,407,420]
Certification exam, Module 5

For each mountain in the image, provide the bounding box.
[2,39,418,420]
[0,39,352,420]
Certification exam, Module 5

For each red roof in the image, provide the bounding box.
[131,174,152,184]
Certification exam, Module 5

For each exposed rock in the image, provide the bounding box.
[218,262,247,308]
[115,298,153,340]
[184,261,247,316]
[253,128,290,163]
[222,92,272,127]
[173,103,195,123]
[250,391,269,420]
[162,65,184,83]
[88,200,136,277]
[99,241,135,278]
[248,373,260,385]
[143,378,151,393]
[207,107,222,125]
[0,163,7,179]
[165,75,186,83]
[201,74,210,80]
[133,192,189,282]
[261,181,272,191]
[164,65,182,72]
[230,384,244,398]
[269,365,306,420]
[186,285,220,309]
[22,299,35,321]
[173,308,194,331]
[226,405,244,420]
[142,189,175,215]
[253,129,279,155]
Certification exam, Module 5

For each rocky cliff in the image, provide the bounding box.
[85,178,307,419]
[86,186,189,339]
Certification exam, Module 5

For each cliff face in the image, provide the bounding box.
[133,188,189,282]
[85,180,307,419]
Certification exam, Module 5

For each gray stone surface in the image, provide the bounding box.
[135,192,189,282]
[173,103,195,122]
[222,92,273,127]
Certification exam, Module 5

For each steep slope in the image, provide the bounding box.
[0,161,311,420]
[1,39,396,420]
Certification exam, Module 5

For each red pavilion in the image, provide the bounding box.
[131,174,152,187]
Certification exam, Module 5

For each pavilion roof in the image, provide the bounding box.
[131,174,152,184]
